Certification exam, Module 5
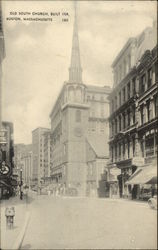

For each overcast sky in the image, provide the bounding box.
[2,0,157,144]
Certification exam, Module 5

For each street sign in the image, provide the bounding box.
[110,168,121,176]
[0,129,7,144]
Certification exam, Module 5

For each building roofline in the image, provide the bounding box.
[111,38,135,68]
[32,127,50,133]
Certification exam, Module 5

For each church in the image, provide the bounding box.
[49,4,111,196]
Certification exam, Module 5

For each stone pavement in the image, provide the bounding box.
[0,192,35,250]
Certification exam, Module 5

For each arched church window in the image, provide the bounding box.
[68,86,74,102]
[76,86,82,102]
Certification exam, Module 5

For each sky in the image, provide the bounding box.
[1,0,157,144]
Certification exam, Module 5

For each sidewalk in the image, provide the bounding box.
[0,192,34,250]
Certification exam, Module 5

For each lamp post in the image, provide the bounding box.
[20,168,23,200]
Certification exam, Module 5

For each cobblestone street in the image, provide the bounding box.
[20,195,157,249]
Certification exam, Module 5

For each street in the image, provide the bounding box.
[20,196,157,249]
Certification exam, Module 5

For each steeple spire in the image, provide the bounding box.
[0,0,3,35]
[69,1,82,83]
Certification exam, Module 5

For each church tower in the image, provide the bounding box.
[62,1,89,196]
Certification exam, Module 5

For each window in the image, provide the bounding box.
[123,142,125,157]
[132,107,135,124]
[127,141,130,158]
[132,78,136,95]
[147,68,152,88]
[155,61,158,82]
[101,103,104,117]
[119,143,121,158]
[132,137,135,156]
[128,54,131,70]
[145,135,154,157]
[76,110,81,122]
[111,146,113,162]
[115,96,117,109]
[87,96,90,102]
[123,60,126,76]
[100,122,104,132]
[112,121,114,136]
[127,109,130,127]
[119,65,122,81]
[115,118,117,134]
[119,91,121,106]
[115,144,117,160]
[146,102,151,121]
[123,87,126,102]
[123,113,126,129]
[140,106,145,125]
[76,87,82,102]
[91,102,95,117]
[140,74,146,93]
[63,144,66,155]
[68,86,74,102]
[91,122,96,132]
[112,100,114,112]
[127,82,130,99]
[119,115,121,131]
[154,95,158,117]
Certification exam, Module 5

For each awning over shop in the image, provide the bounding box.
[126,165,157,185]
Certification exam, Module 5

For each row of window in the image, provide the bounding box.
[88,121,107,133]
[111,61,157,113]
[139,63,158,94]
[139,97,158,126]
[111,77,136,113]
[110,96,158,137]
[111,133,157,162]
[110,107,135,136]
[87,95,105,102]
[114,54,131,85]
[111,138,135,162]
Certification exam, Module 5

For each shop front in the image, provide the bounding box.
[126,164,157,200]
[107,166,121,198]
[113,157,145,199]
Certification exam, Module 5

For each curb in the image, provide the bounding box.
[12,211,31,250]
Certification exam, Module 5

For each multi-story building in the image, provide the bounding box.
[108,22,157,199]
[0,122,15,198]
[42,130,51,185]
[32,127,50,190]
[49,5,110,196]
[14,143,32,187]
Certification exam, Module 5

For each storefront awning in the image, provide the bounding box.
[126,165,157,185]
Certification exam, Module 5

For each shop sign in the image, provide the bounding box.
[110,168,121,176]
[132,157,144,167]
[0,129,7,144]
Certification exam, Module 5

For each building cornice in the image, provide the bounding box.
[61,102,89,111]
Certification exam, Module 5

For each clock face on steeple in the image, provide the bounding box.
[74,127,82,137]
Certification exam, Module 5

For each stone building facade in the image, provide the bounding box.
[14,144,32,187]
[32,127,50,190]
[50,5,110,196]
[108,22,157,199]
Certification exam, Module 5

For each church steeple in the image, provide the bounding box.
[69,1,82,83]
[0,1,3,35]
